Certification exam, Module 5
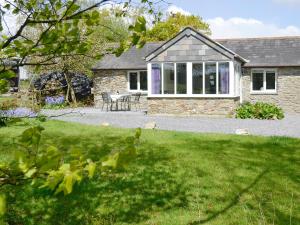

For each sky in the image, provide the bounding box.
[165,0,300,38]
[1,0,300,39]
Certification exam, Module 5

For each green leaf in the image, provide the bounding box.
[102,152,119,169]
[25,168,37,178]
[0,79,9,94]
[0,70,15,79]
[4,4,10,10]
[0,194,6,217]
[135,128,142,140]
[20,126,45,148]
[85,160,96,179]
[64,173,73,194]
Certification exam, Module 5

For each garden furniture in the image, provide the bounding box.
[130,92,141,111]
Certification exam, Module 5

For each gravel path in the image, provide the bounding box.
[42,108,300,138]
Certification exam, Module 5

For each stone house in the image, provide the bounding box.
[92,27,300,115]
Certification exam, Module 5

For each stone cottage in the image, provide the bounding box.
[92,27,300,115]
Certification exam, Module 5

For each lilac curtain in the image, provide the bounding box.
[219,63,229,94]
[151,64,161,94]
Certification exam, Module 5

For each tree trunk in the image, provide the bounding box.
[63,71,77,106]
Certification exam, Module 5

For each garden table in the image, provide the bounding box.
[110,94,131,111]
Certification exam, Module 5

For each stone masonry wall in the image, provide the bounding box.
[147,97,239,116]
[152,35,230,62]
[242,67,300,113]
[93,70,148,110]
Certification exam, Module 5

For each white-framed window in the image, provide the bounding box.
[149,61,233,97]
[251,69,277,94]
[160,62,188,95]
[128,71,148,92]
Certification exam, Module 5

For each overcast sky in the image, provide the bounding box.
[167,0,300,38]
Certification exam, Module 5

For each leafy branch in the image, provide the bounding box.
[0,125,142,215]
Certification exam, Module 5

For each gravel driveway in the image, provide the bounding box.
[42,108,300,138]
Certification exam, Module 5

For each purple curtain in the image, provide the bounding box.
[151,64,161,94]
[219,64,229,94]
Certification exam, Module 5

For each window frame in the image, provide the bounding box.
[250,69,277,94]
[127,70,148,93]
[160,62,189,95]
[148,61,235,98]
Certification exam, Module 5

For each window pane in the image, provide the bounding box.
[205,63,216,94]
[193,63,203,94]
[140,71,148,91]
[163,63,175,94]
[176,63,187,94]
[129,72,138,90]
[151,64,161,94]
[218,62,230,94]
[266,72,276,90]
[252,72,264,91]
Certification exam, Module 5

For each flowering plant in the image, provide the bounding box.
[0,107,37,118]
[45,96,65,105]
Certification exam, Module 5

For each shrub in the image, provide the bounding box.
[236,102,284,120]
[0,99,18,110]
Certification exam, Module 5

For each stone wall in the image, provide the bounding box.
[93,70,148,110]
[242,67,300,113]
[147,97,239,116]
[152,35,230,62]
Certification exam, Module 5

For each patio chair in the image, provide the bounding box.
[101,92,112,111]
[119,95,131,111]
[130,92,141,111]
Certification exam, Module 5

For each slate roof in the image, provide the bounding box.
[218,37,300,67]
[92,35,300,70]
[92,43,162,70]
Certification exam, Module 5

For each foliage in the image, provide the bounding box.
[236,102,285,120]
[0,98,18,127]
[0,97,40,126]
[26,9,131,76]
[0,121,299,225]
[0,0,157,93]
[0,70,15,94]
[0,124,142,220]
[0,98,18,111]
[145,12,211,41]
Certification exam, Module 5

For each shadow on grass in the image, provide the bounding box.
[5,134,189,225]
[188,169,269,225]
[3,127,300,225]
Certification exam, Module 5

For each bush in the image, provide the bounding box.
[236,102,284,120]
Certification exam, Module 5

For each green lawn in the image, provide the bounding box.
[0,120,299,225]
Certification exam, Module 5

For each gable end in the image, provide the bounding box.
[145,27,247,63]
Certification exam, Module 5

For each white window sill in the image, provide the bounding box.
[250,91,277,95]
[148,94,238,98]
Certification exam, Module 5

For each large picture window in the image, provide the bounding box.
[176,63,187,94]
[192,63,203,94]
[151,64,161,94]
[205,63,216,94]
[251,69,277,93]
[150,61,233,96]
[218,62,230,94]
[163,63,175,94]
[128,71,148,92]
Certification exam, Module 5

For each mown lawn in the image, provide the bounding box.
[0,120,299,225]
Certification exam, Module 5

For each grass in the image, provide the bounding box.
[0,120,299,225]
